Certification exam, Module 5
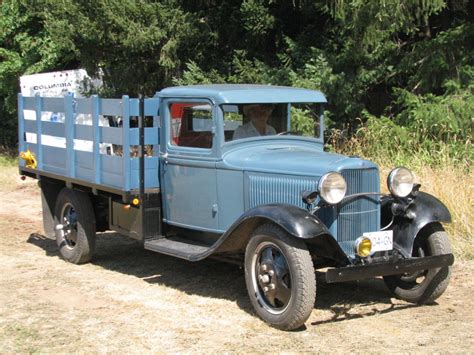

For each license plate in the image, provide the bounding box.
[363,230,393,253]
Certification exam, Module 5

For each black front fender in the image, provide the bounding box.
[382,191,451,257]
[215,204,349,265]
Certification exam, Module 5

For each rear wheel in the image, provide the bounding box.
[384,223,452,304]
[54,188,96,264]
[244,224,316,330]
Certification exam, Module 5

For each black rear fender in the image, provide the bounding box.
[39,178,64,239]
[215,204,349,265]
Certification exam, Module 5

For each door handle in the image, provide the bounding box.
[160,153,168,164]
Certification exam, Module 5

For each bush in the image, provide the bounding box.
[328,89,473,171]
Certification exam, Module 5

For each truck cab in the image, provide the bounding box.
[18,84,454,330]
[159,85,326,232]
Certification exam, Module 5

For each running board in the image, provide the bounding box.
[144,237,213,261]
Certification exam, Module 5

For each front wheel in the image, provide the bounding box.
[244,224,316,330]
[384,223,452,304]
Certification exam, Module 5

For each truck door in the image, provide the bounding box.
[160,99,220,232]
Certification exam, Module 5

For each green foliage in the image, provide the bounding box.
[39,0,201,96]
[290,105,321,137]
[0,0,472,171]
[395,89,473,144]
[396,23,474,94]
[240,0,275,38]
[326,0,446,47]
[0,0,72,145]
[290,107,315,136]
[331,88,473,170]
[174,61,226,86]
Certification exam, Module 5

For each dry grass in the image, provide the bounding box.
[1,194,473,352]
[331,133,473,260]
[377,164,474,260]
[0,153,18,186]
[412,165,473,259]
[1,155,474,352]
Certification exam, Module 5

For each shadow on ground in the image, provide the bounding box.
[27,232,419,323]
[312,272,420,325]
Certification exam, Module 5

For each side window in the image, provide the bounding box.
[169,102,213,149]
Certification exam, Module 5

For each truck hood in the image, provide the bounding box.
[221,142,377,176]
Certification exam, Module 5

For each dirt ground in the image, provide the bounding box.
[1,173,473,353]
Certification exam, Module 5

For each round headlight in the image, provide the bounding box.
[387,167,414,198]
[318,172,347,205]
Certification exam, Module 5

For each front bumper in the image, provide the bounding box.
[325,253,454,283]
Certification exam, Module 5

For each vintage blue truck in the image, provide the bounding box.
[18,84,454,330]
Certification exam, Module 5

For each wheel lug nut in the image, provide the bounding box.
[269,283,275,290]
[263,286,269,292]
[268,270,274,277]
[258,274,270,284]
[261,265,268,272]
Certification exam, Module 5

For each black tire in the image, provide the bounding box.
[384,223,452,304]
[244,223,316,330]
[54,188,96,264]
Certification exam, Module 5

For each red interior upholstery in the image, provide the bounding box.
[178,132,212,148]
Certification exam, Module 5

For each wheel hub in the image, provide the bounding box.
[252,243,292,314]
[60,203,78,248]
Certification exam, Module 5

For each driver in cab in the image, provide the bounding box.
[233,104,276,140]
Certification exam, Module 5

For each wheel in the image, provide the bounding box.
[384,223,452,304]
[244,223,316,330]
[54,188,96,264]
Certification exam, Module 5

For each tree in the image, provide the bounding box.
[0,0,75,146]
[0,0,472,161]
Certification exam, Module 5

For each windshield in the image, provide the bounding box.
[221,103,322,142]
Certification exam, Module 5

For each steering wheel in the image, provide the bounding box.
[277,131,299,136]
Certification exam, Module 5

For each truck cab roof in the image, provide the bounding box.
[157,84,327,105]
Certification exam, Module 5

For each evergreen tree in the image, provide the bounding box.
[0,0,472,161]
